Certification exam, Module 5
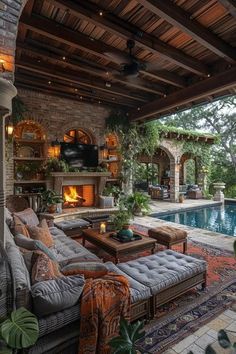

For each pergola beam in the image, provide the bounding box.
[16,57,148,103]
[136,0,236,62]
[130,66,236,121]
[24,0,208,76]
[218,0,236,18]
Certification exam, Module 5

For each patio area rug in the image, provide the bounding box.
[78,226,236,353]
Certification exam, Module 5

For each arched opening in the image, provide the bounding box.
[63,128,94,144]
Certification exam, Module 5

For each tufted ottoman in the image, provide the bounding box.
[148,225,187,253]
[117,250,207,317]
[54,218,91,238]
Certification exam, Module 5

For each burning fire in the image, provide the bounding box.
[64,186,85,204]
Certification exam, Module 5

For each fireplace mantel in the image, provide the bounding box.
[51,172,111,207]
[51,172,111,178]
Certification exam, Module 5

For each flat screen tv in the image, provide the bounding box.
[60,143,98,167]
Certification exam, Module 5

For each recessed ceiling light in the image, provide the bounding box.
[207,74,211,77]
[74,88,78,92]
[98,100,101,104]
[80,96,83,99]
[62,56,66,60]
[105,82,111,87]
[137,107,140,111]
[99,10,103,16]
[48,81,51,84]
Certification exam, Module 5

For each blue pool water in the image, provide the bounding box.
[152,204,236,237]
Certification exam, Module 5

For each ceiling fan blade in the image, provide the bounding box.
[104,51,132,65]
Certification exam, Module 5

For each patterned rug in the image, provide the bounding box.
[77,227,236,353]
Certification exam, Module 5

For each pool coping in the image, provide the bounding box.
[150,201,223,217]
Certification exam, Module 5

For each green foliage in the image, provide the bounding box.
[124,192,150,216]
[42,189,63,206]
[0,307,39,350]
[42,158,69,176]
[109,318,146,354]
[111,210,132,231]
[12,96,27,124]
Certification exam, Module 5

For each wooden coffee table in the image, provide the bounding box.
[82,228,156,263]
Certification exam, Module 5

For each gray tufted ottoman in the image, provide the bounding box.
[54,219,91,238]
[117,250,207,317]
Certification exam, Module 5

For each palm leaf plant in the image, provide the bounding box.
[109,318,150,354]
[0,307,39,353]
[124,192,151,216]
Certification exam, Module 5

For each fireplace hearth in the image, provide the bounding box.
[63,185,95,208]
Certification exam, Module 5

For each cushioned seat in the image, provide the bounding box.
[49,227,99,263]
[117,250,206,295]
[105,262,151,303]
[54,219,90,238]
[148,226,187,253]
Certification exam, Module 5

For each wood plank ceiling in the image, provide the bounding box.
[15,0,236,122]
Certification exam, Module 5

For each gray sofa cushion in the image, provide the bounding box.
[5,234,31,309]
[49,227,99,262]
[31,275,85,317]
[54,219,90,231]
[117,250,207,295]
[13,208,39,227]
[105,262,151,304]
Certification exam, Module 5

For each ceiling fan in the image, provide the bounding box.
[104,39,158,79]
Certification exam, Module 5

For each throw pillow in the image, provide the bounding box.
[27,222,54,248]
[31,275,85,317]
[14,208,39,227]
[14,234,57,261]
[13,215,30,238]
[31,252,62,285]
[61,262,108,279]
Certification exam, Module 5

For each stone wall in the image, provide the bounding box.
[6,88,110,196]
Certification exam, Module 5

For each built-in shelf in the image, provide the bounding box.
[14,180,48,184]
[14,157,46,161]
[14,139,46,144]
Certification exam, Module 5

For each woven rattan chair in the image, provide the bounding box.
[6,195,29,213]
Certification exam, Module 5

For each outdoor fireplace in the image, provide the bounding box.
[63,185,95,208]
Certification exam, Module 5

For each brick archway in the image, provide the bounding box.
[0,0,28,82]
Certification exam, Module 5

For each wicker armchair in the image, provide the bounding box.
[6,195,29,213]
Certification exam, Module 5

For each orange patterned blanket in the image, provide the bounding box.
[78,273,131,354]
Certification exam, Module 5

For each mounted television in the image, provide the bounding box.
[60,143,98,167]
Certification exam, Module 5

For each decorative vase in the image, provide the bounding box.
[47,204,57,213]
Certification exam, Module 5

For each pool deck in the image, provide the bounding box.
[134,199,235,253]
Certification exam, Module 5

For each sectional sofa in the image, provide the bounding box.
[0,215,207,354]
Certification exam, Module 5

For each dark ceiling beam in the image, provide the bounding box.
[16,74,135,107]
[139,69,186,88]
[129,66,236,121]
[15,57,147,103]
[20,10,207,77]
[16,42,164,95]
[218,0,236,18]
[136,0,236,62]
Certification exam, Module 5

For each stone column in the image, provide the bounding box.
[0,78,17,246]
[213,182,226,202]
[170,159,179,202]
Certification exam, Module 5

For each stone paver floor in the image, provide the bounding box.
[163,309,236,354]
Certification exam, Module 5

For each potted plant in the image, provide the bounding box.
[42,189,64,213]
[124,192,150,216]
[42,158,69,176]
[0,307,39,353]
[111,209,132,231]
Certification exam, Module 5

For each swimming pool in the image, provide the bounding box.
[151,203,236,237]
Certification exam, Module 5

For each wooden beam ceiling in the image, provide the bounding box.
[136,0,236,62]
[15,73,135,107]
[218,0,236,18]
[20,9,208,76]
[129,66,236,121]
[16,42,165,95]
[16,57,149,103]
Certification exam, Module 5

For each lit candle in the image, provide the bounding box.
[100,222,106,234]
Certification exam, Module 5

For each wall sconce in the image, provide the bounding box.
[0,59,5,73]
[100,144,108,160]
[176,156,181,165]
[5,121,13,139]
[51,138,61,158]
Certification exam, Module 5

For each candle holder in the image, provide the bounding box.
[100,222,106,234]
